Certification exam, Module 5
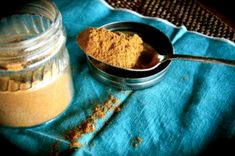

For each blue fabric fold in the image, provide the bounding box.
[0,0,234,155]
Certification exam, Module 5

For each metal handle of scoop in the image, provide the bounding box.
[165,54,235,67]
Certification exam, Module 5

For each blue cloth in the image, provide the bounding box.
[1,0,235,155]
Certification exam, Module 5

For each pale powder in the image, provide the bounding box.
[77,28,144,69]
[0,69,73,127]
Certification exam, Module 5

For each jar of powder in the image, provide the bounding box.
[0,0,74,127]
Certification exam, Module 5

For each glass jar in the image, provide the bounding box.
[0,0,74,127]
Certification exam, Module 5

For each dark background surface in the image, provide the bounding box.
[1,0,235,29]
[196,0,235,29]
[0,132,234,155]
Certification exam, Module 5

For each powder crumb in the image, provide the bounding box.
[93,105,106,118]
[105,95,119,105]
[112,97,119,104]
[104,99,112,106]
[109,95,114,100]
[109,95,119,104]
[132,137,143,147]
[71,142,82,148]
[82,121,95,133]
[115,106,122,112]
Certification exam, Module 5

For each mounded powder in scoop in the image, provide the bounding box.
[76,28,144,69]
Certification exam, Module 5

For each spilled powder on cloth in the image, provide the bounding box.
[132,137,143,147]
[64,95,121,148]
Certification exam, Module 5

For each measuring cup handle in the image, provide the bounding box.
[171,54,235,67]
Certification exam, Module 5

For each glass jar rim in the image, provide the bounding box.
[0,0,66,71]
[0,0,61,55]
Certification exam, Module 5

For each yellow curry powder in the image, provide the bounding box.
[76,28,144,69]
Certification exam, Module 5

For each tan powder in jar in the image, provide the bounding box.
[0,0,74,128]
[76,28,144,69]
[0,68,73,127]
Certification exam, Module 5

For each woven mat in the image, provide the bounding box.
[106,0,235,42]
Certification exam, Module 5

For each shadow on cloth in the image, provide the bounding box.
[199,136,235,156]
[0,133,234,155]
[0,135,31,155]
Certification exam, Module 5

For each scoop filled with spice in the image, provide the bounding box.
[76,22,235,90]
[76,22,173,89]
[77,23,235,73]
[76,26,161,71]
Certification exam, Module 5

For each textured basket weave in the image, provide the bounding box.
[106,0,235,42]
